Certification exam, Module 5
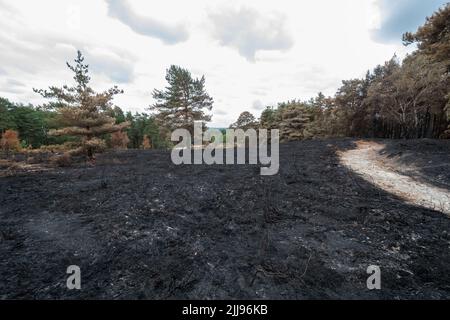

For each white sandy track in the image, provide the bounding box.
[340,141,450,216]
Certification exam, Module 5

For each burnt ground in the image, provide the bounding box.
[0,139,449,299]
[378,139,450,190]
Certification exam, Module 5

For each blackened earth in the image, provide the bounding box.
[0,139,449,299]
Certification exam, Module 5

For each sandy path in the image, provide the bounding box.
[340,141,450,216]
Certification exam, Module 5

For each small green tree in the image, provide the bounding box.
[259,106,280,130]
[230,111,258,130]
[126,112,167,149]
[0,97,17,134]
[277,101,312,142]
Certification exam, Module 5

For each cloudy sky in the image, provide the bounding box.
[0,0,447,127]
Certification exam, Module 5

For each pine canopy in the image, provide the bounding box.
[150,65,213,134]
[34,51,129,159]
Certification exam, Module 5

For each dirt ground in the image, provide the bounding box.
[340,141,450,215]
[1,139,450,299]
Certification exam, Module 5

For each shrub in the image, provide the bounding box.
[0,159,13,169]
[142,135,152,149]
[1,130,21,153]
[111,131,130,149]
[50,152,72,167]
[35,142,80,154]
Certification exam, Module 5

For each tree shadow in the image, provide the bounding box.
[377,139,450,191]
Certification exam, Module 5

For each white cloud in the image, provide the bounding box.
[0,79,27,94]
[214,109,229,116]
[252,100,265,111]
[208,6,294,61]
[105,0,189,44]
[0,29,136,84]
[84,49,135,84]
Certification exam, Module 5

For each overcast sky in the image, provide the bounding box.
[0,0,447,127]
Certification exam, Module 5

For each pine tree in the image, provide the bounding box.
[278,101,311,142]
[403,3,450,137]
[259,106,279,130]
[0,98,16,134]
[150,65,213,136]
[230,111,258,129]
[34,51,129,160]
[403,3,450,66]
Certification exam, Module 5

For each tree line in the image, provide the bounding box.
[0,95,168,151]
[0,4,449,159]
[234,4,450,141]
[1,51,213,160]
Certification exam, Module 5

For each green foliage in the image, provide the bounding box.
[126,112,169,149]
[9,105,47,148]
[0,97,17,133]
[151,65,213,135]
[111,106,126,124]
[229,111,258,130]
[259,106,279,130]
[403,3,450,65]
[0,97,74,148]
[0,97,169,150]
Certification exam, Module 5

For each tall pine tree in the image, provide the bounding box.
[150,65,213,136]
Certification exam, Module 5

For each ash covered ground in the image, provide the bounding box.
[1,139,449,299]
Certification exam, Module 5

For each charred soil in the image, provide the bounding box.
[1,139,450,299]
